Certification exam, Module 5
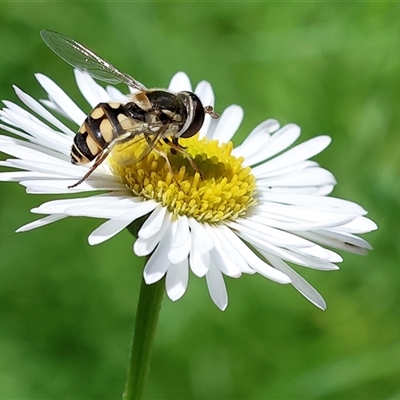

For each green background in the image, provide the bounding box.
[0,2,398,399]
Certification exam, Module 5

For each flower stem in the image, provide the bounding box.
[123,276,164,400]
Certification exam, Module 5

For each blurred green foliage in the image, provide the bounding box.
[0,2,399,399]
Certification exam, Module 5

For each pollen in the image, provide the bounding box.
[108,135,258,223]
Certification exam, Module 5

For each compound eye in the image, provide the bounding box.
[179,92,205,138]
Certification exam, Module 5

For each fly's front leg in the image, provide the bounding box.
[164,137,203,179]
[151,145,182,189]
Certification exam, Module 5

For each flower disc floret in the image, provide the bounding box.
[109,135,258,223]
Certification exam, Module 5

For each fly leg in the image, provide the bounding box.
[68,147,112,189]
[163,137,203,179]
[151,144,182,189]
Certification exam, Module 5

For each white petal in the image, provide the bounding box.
[168,72,192,92]
[1,107,71,153]
[0,123,69,160]
[62,201,131,218]
[0,170,52,181]
[252,135,331,176]
[209,246,242,278]
[210,246,242,278]
[165,258,189,301]
[0,123,34,143]
[337,216,378,234]
[74,70,111,108]
[255,160,318,180]
[209,105,243,142]
[2,99,54,130]
[262,184,335,196]
[237,218,343,265]
[189,245,210,277]
[66,197,157,219]
[231,218,318,248]
[134,210,171,256]
[205,261,228,311]
[106,85,126,101]
[169,215,190,248]
[13,86,75,136]
[258,167,336,187]
[0,136,68,164]
[6,158,83,178]
[218,226,291,284]
[194,80,214,108]
[297,244,338,261]
[265,254,327,310]
[168,215,192,264]
[213,225,254,274]
[16,214,67,232]
[258,192,368,215]
[35,73,86,125]
[253,206,357,231]
[138,204,168,239]
[21,178,125,194]
[242,123,301,167]
[39,99,68,118]
[205,226,243,278]
[31,192,129,214]
[272,248,341,270]
[195,80,214,138]
[143,222,175,284]
[238,228,340,269]
[88,218,133,245]
[188,217,214,253]
[232,118,280,159]
[299,230,373,255]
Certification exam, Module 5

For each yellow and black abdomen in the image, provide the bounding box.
[71,102,126,165]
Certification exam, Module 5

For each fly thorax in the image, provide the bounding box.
[146,90,187,122]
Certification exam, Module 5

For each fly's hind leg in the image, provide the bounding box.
[68,148,111,189]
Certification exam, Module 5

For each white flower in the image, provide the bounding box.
[0,70,377,311]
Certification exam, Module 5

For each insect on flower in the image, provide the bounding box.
[40,30,219,188]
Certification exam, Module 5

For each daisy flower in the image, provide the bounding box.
[0,70,377,311]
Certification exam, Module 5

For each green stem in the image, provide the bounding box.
[123,276,164,400]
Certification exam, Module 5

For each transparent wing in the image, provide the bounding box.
[40,30,147,91]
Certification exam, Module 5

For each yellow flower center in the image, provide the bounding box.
[108,134,258,223]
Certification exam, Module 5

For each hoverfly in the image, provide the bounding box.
[40,30,219,188]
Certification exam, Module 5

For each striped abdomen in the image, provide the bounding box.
[71,102,133,165]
